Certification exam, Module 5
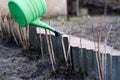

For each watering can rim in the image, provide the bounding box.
[8,0,47,27]
[8,0,28,26]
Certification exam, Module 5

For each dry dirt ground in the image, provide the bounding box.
[43,16,120,51]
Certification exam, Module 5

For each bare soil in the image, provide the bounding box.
[0,38,85,80]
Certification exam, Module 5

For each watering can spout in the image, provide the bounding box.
[54,30,63,37]
[30,19,63,36]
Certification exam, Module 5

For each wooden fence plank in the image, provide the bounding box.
[71,47,81,72]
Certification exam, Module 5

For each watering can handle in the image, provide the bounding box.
[30,19,63,36]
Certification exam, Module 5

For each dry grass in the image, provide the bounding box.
[0,8,30,49]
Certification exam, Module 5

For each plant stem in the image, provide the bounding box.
[45,29,56,72]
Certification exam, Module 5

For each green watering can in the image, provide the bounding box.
[8,0,63,36]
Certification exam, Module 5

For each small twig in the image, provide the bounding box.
[4,16,11,37]
[103,24,112,80]
[61,19,68,66]
[91,23,102,80]
[2,18,7,38]
[39,29,44,60]
[67,25,73,66]
[19,27,27,49]
[97,33,103,80]
[0,21,4,38]
[15,23,24,47]
[22,27,28,49]
[97,22,103,80]
[49,20,56,65]
[45,29,56,72]
[10,22,19,47]
[79,24,84,73]
[26,25,30,49]
[49,31,56,65]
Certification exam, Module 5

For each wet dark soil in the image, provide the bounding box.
[0,38,86,80]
